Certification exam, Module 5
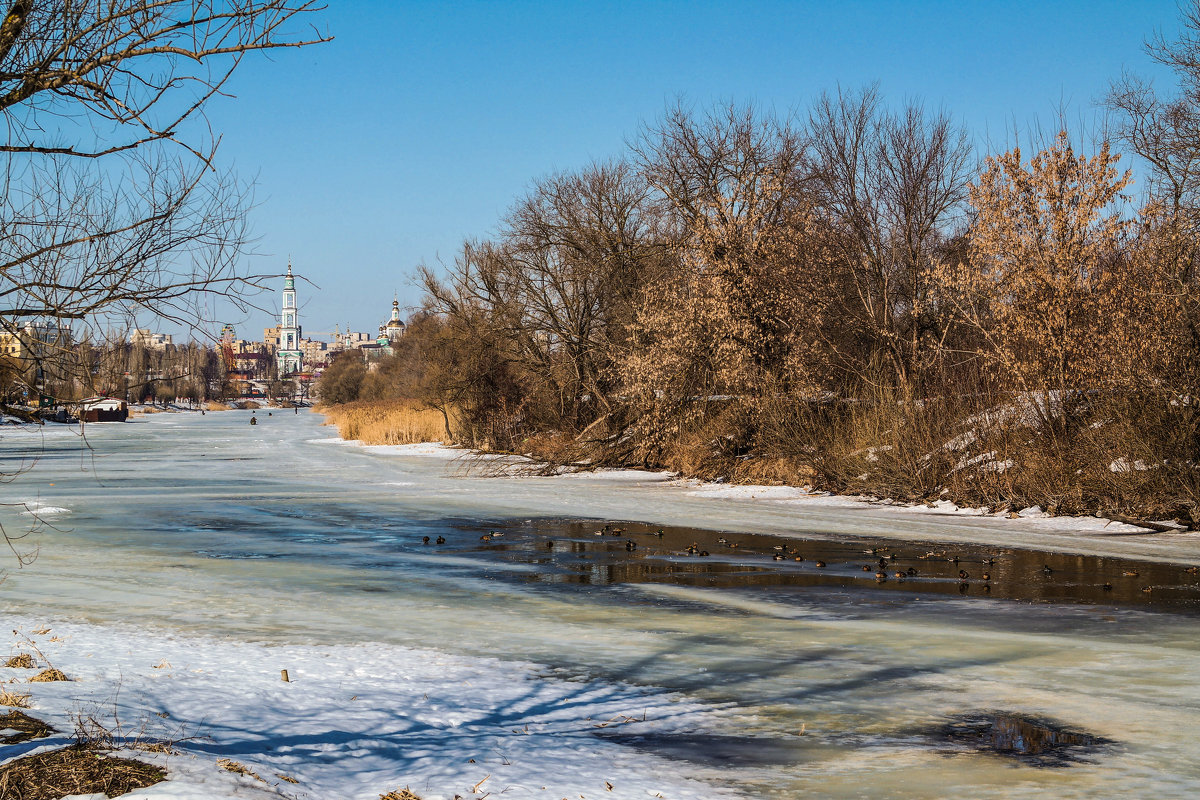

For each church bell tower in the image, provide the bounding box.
[277,261,302,375]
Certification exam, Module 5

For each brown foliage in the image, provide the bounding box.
[396,65,1200,523]
[420,161,666,448]
[622,102,825,452]
[380,789,423,800]
[934,132,1134,396]
[316,350,368,406]
[0,710,53,744]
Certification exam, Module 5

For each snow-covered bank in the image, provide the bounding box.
[336,439,1200,565]
[0,620,739,800]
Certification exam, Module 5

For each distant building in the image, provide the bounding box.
[383,297,405,341]
[0,330,21,359]
[1,322,72,361]
[299,338,328,365]
[229,340,271,378]
[130,329,173,349]
[341,331,375,349]
[372,298,406,357]
[276,262,303,375]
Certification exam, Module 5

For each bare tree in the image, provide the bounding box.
[421,161,663,438]
[807,86,972,387]
[0,1,328,161]
[1,152,251,328]
[0,1,328,344]
[934,133,1134,397]
[625,100,815,400]
[1107,1,1200,377]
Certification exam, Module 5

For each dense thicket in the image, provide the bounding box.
[321,4,1200,525]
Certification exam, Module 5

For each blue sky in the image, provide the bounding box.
[194,0,1183,341]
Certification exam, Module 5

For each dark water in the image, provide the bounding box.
[403,516,1200,613]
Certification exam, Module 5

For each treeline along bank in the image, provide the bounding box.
[319,5,1200,527]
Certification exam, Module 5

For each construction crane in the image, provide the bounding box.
[305,324,342,344]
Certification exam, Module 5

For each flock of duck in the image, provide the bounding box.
[552,524,1015,587]
[416,523,1200,597]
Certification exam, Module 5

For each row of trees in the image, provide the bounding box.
[0,336,295,406]
[322,5,1200,522]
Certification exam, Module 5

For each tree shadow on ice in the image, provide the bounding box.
[163,668,716,771]
[141,634,1031,778]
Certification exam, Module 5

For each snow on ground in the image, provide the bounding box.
[0,620,741,800]
[359,441,468,458]
[4,412,1200,800]
[673,476,1175,534]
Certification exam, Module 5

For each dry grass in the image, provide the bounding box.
[0,710,54,744]
[217,758,265,782]
[28,668,69,683]
[0,687,32,708]
[380,789,422,800]
[5,653,35,669]
[752,381,1200,524]
[203,400,233,411]
[319,399,457,445]
[0,746,165,799]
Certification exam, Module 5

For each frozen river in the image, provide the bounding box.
[2,409,1199,799]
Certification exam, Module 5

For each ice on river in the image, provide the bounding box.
[1,410,1199,799]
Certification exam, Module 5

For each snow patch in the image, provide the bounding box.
[3,618,742,800]
[18,501,70,516]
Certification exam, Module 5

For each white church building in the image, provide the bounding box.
[277,262,303,375]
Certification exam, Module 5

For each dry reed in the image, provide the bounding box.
[319,399,457,446]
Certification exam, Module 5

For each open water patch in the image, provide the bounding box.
[458,517,1200,612]
[927,710,1114,767]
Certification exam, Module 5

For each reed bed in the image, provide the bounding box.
[318,399,455,445]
